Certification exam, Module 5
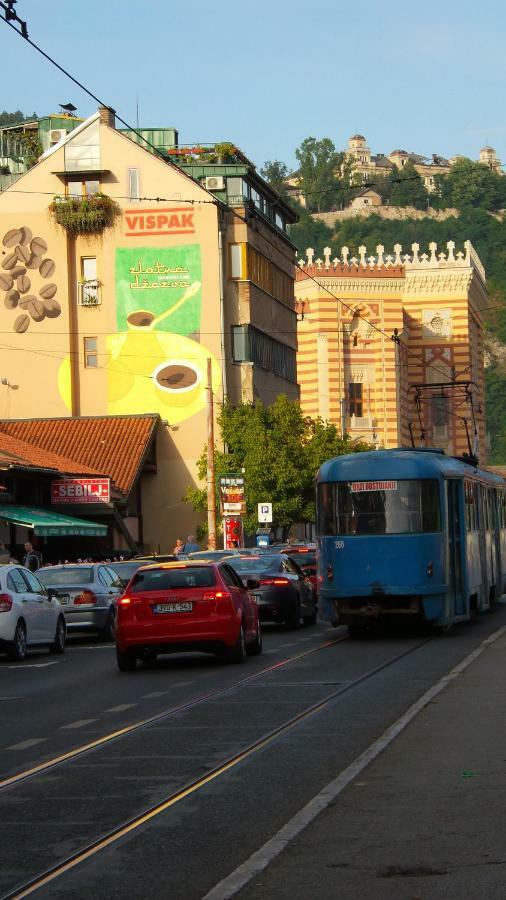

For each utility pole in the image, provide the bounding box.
[206,358,217,550]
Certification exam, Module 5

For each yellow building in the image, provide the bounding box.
[0,108,298,550]
[295,240,488,462]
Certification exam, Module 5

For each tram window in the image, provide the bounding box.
[317,480,440,536]
[464,481,478,531]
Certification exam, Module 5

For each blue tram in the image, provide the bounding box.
[316,449,506,631]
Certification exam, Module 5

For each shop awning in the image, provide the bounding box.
[0,505,107,537]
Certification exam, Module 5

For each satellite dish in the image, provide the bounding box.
[59,103,77,115]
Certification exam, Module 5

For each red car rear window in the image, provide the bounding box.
[130,567,217,591]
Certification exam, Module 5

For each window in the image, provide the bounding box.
[128,167,139,201]
[232,324,296,383]
[317,480,441,536]
[7,569,29,593]
[21,569,46,595]
[465,480,478,532]
[246,246,293,306]
[432,395,448,427]
[349,383,363,417]
[98,566,115,588]
[229,244,245,279]
[130,567,216,591]
[66,178,100,197]
[80,257,99,306]
[84,336,98,368]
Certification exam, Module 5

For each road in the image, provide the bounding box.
[1,607,506,899]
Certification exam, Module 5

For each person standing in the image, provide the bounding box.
[23,541,43,572]
[182,535,200,553]
[173,538,184,556]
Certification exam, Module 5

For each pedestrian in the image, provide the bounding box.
[0,542,10,564]
[23,541,43,572]
[173,538,184,556]
[182,534,200,553]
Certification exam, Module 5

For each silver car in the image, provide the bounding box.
[38,564,123,640]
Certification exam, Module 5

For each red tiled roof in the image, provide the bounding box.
[0,431,102,476]
[0,415,159,497]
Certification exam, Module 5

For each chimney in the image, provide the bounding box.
[98,106,116,128]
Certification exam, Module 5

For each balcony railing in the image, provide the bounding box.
[77,280,101,307]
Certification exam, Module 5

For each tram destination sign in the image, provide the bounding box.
[351,480,398,492]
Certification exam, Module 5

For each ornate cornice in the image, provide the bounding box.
[403,269,474,296]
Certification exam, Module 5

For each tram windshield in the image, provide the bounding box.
[317,479,440,535]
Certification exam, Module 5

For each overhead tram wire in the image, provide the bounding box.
[0,6,483,420]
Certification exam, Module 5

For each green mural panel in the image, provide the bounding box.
[115,245,202,335]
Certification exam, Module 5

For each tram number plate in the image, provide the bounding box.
[154,602,193,613]
[57,594,70,605]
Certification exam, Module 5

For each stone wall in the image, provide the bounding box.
[313,206,460,227]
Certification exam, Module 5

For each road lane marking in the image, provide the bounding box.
[203,623,506,900]
[105,704,137,713]
[6,738,46,751]
[8,662,59,669]
[142,691,169,698]
[0,636,346,792]
[60,719,98,730]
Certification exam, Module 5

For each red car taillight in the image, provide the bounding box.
[0,592,13,612]
[203,591,232,604]
[259,578,290,586]
[74,590,98,605]
[119,596,132,606]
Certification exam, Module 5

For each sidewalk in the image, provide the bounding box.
[237,626,506,900]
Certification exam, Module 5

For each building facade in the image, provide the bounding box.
[0,108,298,549]
[295,240,488,462]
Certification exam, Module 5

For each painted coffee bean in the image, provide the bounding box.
[39,283,57,300]
[20,296,45,322]
[17,274,31,293]
[42,297,61,318]
[0,273,13,291]
[26,254,42,270]
[14,313,30,333]
[2,252,18,270]
[30,237,48,257]
[15,244,31,263]
[18,226,32,246]
[3,229,22,248]
[39,258,55,278]
[9,266,26,279]
[4,289,19,309]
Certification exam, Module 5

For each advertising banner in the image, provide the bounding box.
[115,245,202,337]
[219,474,246,516]
[51,478,110,505]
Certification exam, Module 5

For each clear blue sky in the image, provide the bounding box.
[2,0,505,171]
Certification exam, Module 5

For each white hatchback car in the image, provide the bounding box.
[0,564,66,661]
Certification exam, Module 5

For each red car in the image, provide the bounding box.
[115,561,262,671]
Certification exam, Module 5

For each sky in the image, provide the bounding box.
[1,0,506,172]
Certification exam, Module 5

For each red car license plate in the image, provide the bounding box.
[154,602,193,613]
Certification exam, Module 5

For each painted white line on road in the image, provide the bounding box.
[69,645,114,650]
[105,704,137,713]
[8,661,59,669]
[60,719,98,730]
[143,691,169,699]
[203,624,506,900]
[6,738,46,751]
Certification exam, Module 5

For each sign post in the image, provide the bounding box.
[257,502,272,524]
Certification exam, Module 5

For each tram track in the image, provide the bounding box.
[0,634,347,792]
[0,634,433,900]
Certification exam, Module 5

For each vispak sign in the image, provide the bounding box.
[51,478,111,505]
[124,207,195,238]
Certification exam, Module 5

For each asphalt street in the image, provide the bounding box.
[2,608,506,899]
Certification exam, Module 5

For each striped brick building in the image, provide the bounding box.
[295,241,488,462]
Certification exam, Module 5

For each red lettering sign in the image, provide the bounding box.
[124,207,195,237]
[51,479,111,505]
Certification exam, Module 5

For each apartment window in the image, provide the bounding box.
[79,257,99,306]
[246,245,293,306]
[128,167,140,201]
[229,244,245,279]
[349,383,363,416]
[84,337,98,368]
[232,325,296,383]
[66,178,100,197]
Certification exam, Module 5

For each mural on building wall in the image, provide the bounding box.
[1,226,60,331]
[58,243,222,422]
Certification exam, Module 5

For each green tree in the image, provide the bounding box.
[185,396,372,537]
[289,212,333,258]
[295,137,354,213]
[389,161,429,209]
[434,157,506,211]
[0,110,36,127]
[260,159,289,195]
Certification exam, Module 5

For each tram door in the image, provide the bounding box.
[447,480,465,616]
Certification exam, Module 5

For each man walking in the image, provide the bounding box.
[182,534,200,554]
[23,541,43,572]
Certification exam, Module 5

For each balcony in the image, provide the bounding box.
[77,280,101,307]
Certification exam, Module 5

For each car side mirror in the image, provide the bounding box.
[47,588,57,599]
[246,578,260,590]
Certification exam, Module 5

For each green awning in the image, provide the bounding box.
[0,505,107,537]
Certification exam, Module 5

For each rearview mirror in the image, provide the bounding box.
[246,578,260,590]
[47,588,57,599]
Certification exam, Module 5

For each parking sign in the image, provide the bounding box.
[258,502,272,523]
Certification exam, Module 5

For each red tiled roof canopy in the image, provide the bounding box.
[0,431,102,477]
[0,415,160,497]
